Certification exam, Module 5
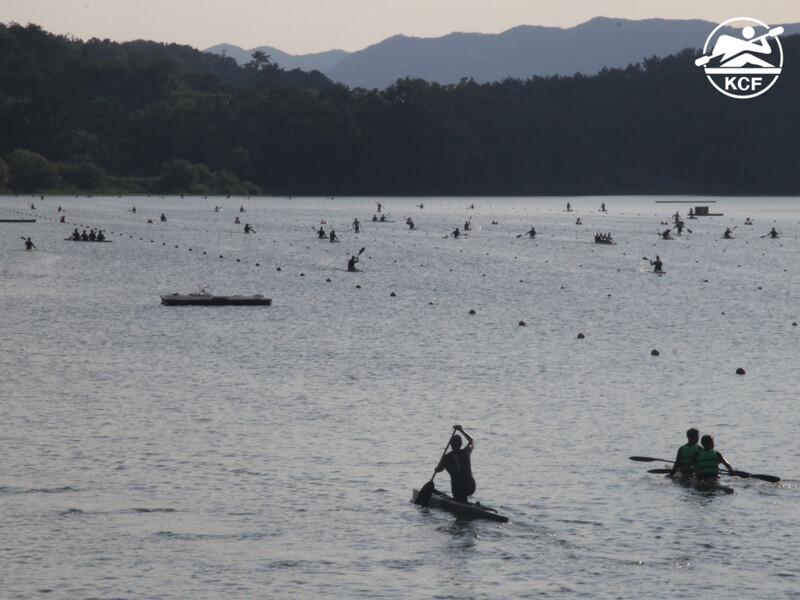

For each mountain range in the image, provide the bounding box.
[205,17,800,89]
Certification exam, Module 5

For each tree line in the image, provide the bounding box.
[1,22,799,196]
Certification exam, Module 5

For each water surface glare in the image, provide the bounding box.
[1,195,799,599]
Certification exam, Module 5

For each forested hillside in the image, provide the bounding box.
[1,22,799,196]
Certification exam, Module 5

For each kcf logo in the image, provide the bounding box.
[696,17,783,99]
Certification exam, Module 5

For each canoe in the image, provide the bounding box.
[673,471,734,494]
[160,293,272,306]
[412,488,509,522]
[64,238,112,242]
[1,219,36,223]
[594,234,616,244]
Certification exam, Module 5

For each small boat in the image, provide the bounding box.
[412,489,508,522]
[1,219,36,223]
[64,237,112,242]
[594,233,616,244]
[672,471,733,494]
[160,293,272,306]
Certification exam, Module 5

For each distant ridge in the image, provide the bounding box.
[207,17,800,89]
[205,43,348,74]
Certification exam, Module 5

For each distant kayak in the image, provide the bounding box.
[161,293,271,306]
[64,238,112,243]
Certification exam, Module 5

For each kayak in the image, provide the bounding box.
[594,234,616,244]
[64,238,112,242]
[161,293,272,306]
[412,488,509,522]
[672,471,733,494]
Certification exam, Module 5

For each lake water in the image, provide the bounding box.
[1,195,798,599]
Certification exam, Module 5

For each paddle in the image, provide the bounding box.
[414,427,456,506]
[695,26,784,67]
[649,467,779,482]
[629,456,674,463]
[728,469,780,483]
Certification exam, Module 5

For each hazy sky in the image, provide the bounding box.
[3,0,800,54]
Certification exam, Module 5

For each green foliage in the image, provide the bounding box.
[6,149,61,192]
[155,158,260,195]
[0,157,9,190]
[1,22,799,195]
[58,159,107,190]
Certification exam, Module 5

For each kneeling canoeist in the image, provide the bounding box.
[690,435,733,480]
[661,228,672,240]
[668,428,701,476]
[244,223,254,234]
[435,425,475,503]
[24,237,36,250]
[767,227,780,238]
[451,227,461,238]
[723,227,734,239]
[525,227,536,238]
[329,229,338,242]
[650,255,663,272]
[347,254,359,272]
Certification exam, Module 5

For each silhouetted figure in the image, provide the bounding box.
[434,425,476,504]
[650,255,664,272]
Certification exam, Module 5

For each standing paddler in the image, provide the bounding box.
[435,425,476,503]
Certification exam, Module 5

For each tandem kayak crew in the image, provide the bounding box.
[435,425,476,503]
[690,435,734,480]
[668,428,701,476]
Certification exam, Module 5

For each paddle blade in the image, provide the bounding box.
[358,247,365,256]
[629,456,673,463]
[730,470,780,483]
[648,468,673,474]
[415,479,435,506]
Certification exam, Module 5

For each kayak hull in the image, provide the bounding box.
[161,294,272,306]
[673,471,734,494]
[412,489,509,522]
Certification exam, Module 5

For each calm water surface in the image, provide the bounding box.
[1,195,799,599]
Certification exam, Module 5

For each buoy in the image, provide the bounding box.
[577,333,585,339]
[469,309,476,315]
[356,285,361,289]
[651,349,660,356]
[519,321,526,326]
[390,292,396,297]
[276,267,281,271]
[736,367,746,375]
[326,278,331,282]
[300,273,305,276]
